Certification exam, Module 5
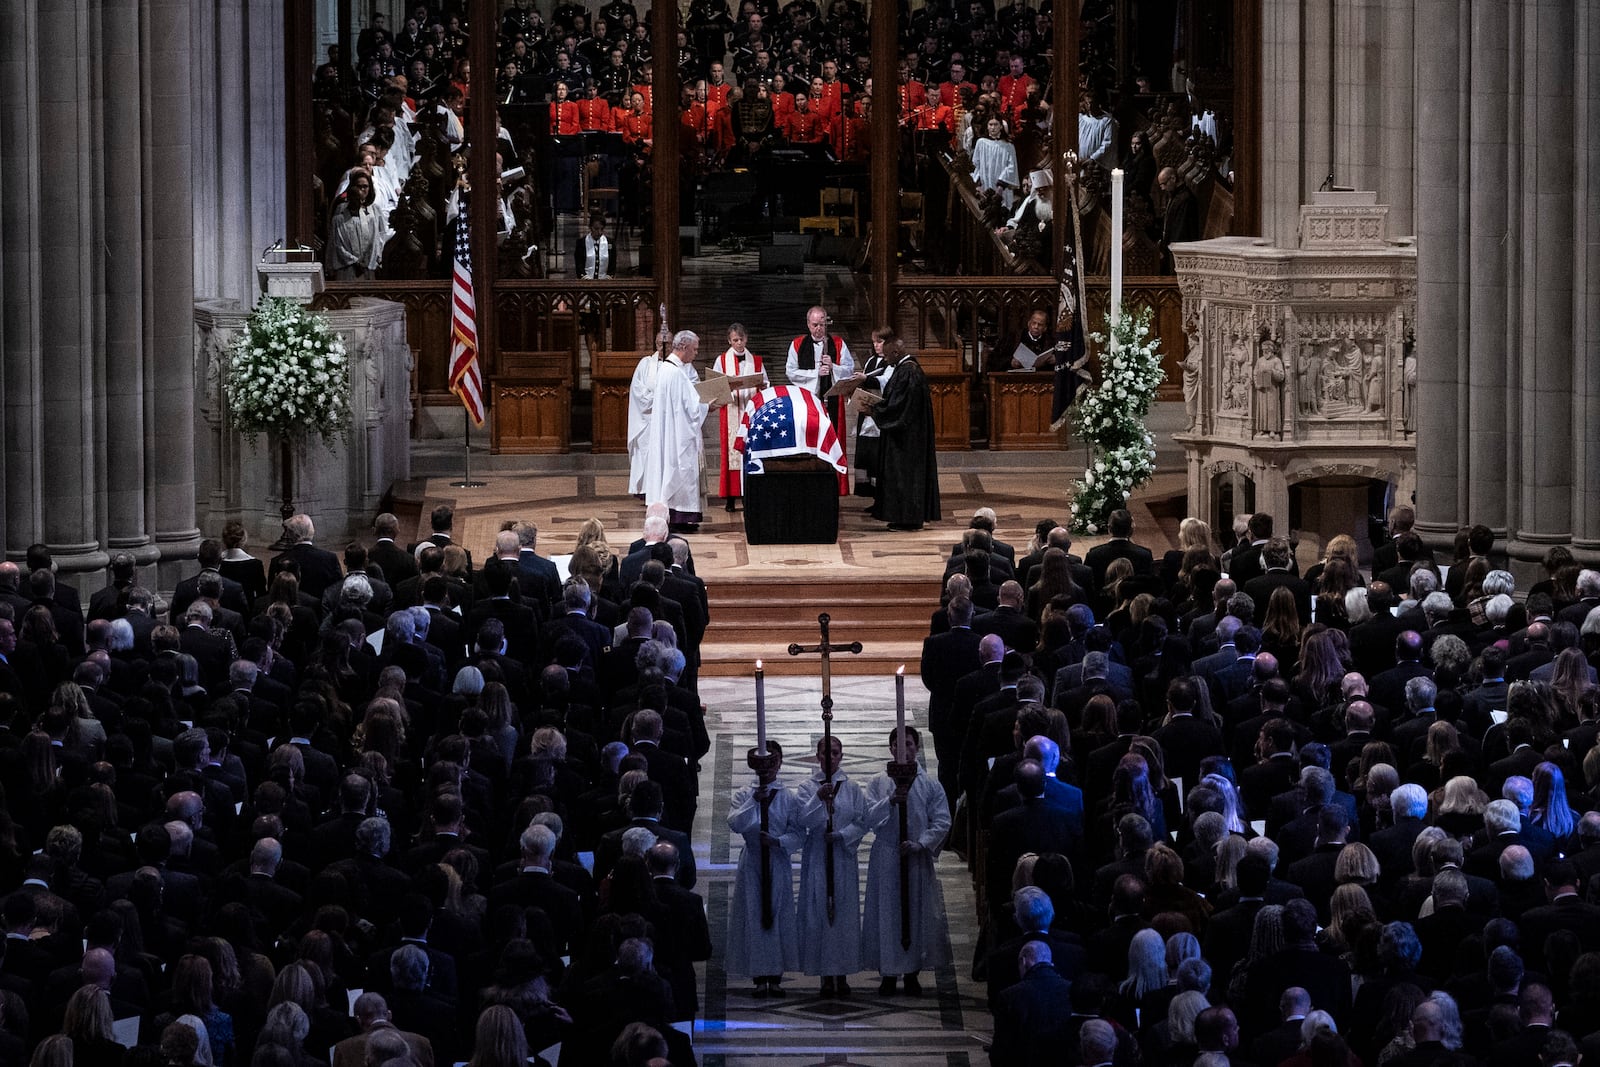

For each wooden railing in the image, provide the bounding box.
[319,278,658,404]
[892,275,1187,427]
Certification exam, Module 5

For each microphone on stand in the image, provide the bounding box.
[1318,172,1335,192]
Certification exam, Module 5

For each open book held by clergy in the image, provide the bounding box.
[695,369,767,407]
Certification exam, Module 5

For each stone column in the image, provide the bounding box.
[193,0,288,306]
[104,0,157,567]
[1513,0,1576,551]
[148,0,201,579]
[1464,0,1509,535]
[1575,0,1600,552]
[35,0,105,573]
[1379,0,1416,234]
[1413,0,1466,546]
[0,0,44,555]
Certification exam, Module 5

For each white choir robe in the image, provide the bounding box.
[794,769,868,977]
[970,137,1020,209]
[626,355,661,496]
[860,765,952,977]
[726,779,805,977]
[635,353,709,514]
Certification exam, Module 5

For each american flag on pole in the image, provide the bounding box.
[735,386,847,475]
[449,208,486,425]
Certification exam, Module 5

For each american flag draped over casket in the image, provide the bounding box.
[734,385,848,475]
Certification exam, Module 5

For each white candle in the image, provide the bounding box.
[895,665,906,761]
[1110,168,1125,345]
[755,660,767,756]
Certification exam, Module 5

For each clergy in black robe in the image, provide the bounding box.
[867,333,941,531]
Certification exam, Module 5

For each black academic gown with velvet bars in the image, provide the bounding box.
[869,355,941,527]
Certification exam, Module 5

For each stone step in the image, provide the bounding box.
[699,638,927,677]
[700,576,937,676]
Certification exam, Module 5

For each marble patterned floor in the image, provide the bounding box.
[685,672,992,1067]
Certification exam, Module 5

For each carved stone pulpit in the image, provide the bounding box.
[1171,193,1417,556]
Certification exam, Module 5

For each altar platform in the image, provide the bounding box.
[391,450,1184,676]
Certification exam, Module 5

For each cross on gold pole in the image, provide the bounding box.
[788,612,862,921]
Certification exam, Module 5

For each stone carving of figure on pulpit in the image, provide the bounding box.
[1222,331,1249,412]
[1402,350,1417,431]
[1363,342,1385,412]
[1180,317,1203,429]
[1296,343,1324,415]
[1253,337,1285,437]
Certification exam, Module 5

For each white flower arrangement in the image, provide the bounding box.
[224,297,351,446]
[1068,306,1164,534]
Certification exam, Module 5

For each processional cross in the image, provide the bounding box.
[785,613,862,921]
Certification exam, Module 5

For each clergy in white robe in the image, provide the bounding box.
[1078,106,1117,171]
[635,331,715,526]
[794,739,868,986]
[727,750,804,992]
[627,353,662,497]
[861,727,952,983]
[970,119,1021,210]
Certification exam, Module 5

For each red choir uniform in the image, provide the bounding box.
[839,103,869,162]
[812,78,848,147]
[577,96,615,131]
[680,100,712,163]
[937,78,976,108]
[783,105,826,144]
[631,83,654,110]
[770,90,796,128]
[911,101,953,131]
[704,81,736,157]
[897,79,928,118]
[998,72,1035,124]
[618,107,653,153]
[704,80,734,113]
[550,100,582,135]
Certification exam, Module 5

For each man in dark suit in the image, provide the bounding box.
[1150,677,1223,787]
[990,940,1076,1064]
[169,539,249,622]
[381,944,460,1062]
[621,514,672,590]
[1368,630,1432,716]
[1348,581,1406,676]
[87,552,139,621]
[24,543,81,617]
[943,534,1014,585]
[486,824,585,955]
[920,594,982,809]
[594,780,697,888]
[511,520,564,609]
[175,603,231,689]
[1238,716,1305,817]
[1370,783,1430,886]
[462,558,541,664]
[541,578,613,670]
[475,531,549,618]
[232,837,304,937]
[369,512,419,584]
[632,709,696,833]
[1204,853,1274,990]
[1518,861,1600,973]
[1224,512,1278,588]
[273,513,344,599]
[963,507,1017,564]
[1284,806,1353,924]
[985,885,1086,1008]
[948,633,1006,793]
[1250,988,1312,1067]
[1244,537,1312,625]
[1082,508,1154,590]
[645,842,712,1022]
[973,580,1037,652]
[409,503,472,571]
[1242,899,1351,1038]
[987,760,1083,911]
